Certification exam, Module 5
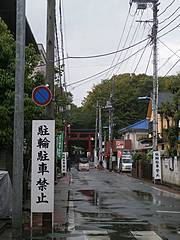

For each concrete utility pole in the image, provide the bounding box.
[59,0,66,91]
[46,0,55,120]
[152,0,159,151]
[106,100,113,171]
[42,0,55,229]
[131,0,159,150]
[12,0,26,239]
[98,105,103,163]
[94,101,99,166]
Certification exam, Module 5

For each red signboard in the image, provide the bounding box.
[117,150,122,158]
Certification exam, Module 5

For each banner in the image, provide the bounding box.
[31,120,55,213]
[56,132,64,161]
[153,151,162,180]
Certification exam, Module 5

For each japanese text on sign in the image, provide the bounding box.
[31,120,55,213]
[153,151,162,180]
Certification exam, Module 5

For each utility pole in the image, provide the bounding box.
[131,0,159,154]
[46,0,55,120]
[12,0,26,239]
[43,0,55,229]
[152,0,159,152]
[94,101,99,167]
[59,0,66,91]
[109,103,113,171]
[131,0,159,183]
[106,100,113,171]
[98,105,102,164]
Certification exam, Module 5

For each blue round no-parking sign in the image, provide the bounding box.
[32,85,52,107]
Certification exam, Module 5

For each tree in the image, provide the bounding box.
[0,18,44,151]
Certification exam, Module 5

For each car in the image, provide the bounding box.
[120,157,133,172]
[78,157,90,171]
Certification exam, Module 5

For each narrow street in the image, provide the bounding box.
[67,166,180,240]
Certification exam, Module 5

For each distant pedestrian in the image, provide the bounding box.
[67,156,71,172]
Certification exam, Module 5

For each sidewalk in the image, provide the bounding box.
[0,172,71,239]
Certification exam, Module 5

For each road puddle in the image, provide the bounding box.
[78,190,99,205]
[133,190,153,201]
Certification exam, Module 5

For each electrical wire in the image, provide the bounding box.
[67,23,180,88]
[145,46,153,74]
[115,10,145,75]
[130,20,149,73]
[67,41,150,87]
[133,43,149,73]
[158,22,180,38]
[158,13,180,33]
[163,58,180,77]
[54,5,62,89]
[111,12,136,75]
[59,0,67,91]
[158,0,176,17]
[158,39,180,59]
[62,0,70,86]
[158,49,180,71]
[104,10,130,79]
[36,18,180,71]
[123,11,145,71]
[159,7,180,25]
[68,37,148,60]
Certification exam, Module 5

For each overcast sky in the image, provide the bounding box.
[26,0,180,106]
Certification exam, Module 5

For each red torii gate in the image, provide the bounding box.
[65,128,95,158]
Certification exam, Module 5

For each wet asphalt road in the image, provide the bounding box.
[67,166,180,240]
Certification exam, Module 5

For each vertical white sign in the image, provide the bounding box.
[61,152,67,173]
[31,120,55,213]
[153,151,162,180]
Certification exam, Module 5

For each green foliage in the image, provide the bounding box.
[79,73,153,135]
[0,18,44,149]
[54,85,74,131]
[72,72,180,138]
[132,151,147,161]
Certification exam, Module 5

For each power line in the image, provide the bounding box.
[163,58,180,77]
[158,48,180,71]
[158,22,180,38]
[114,10,145,74]
[159,7,180,24]
[105,10,130,79]
[59,0,67,91]
[70,25,180,87]
[54,6,62,89]
[145,46,153,74]
[111,12,137,75]
[158,13,180,33]
[133,43,149,73]
[130,20,149,73]
[36,36,149,68]
[67,42,149,87]
[158,0,176,17]
[158,39,180,59]
[67,37,148,60]
[36,22,180,70]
